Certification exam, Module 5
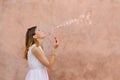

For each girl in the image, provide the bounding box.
[24,26,59,80]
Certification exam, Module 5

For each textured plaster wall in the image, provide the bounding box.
[0,0,120,80]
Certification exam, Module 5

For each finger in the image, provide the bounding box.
[54,37,56,43]
[54,37,58,43]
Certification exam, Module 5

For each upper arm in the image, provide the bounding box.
[32,47,50,67]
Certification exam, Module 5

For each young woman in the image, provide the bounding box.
[24,26,59,80]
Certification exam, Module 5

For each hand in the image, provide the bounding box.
[53,37,59,49]
[54,43,59,49]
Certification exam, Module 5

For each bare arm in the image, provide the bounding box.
[32,47,56,68]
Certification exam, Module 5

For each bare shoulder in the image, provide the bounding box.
[31,46,42,56]
[32,46,39,52]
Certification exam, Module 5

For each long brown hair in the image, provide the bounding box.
[24,26,39,60]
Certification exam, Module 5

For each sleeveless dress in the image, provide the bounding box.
[25,44,49,80]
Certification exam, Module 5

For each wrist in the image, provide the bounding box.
[52,47,56,51]
[51,48,56,54]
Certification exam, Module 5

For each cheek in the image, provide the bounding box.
[36,32,40,36]
[36,31,44,38]
[36,33,42,38]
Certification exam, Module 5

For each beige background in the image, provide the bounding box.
[0,0,120,80]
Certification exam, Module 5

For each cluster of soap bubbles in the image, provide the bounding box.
[51,11,92,36]
[46,11,93,53]
[56,14,92,28]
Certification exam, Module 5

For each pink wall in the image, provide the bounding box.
[0,0,120,80]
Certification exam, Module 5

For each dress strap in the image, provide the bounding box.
[29,44,36,50]
[29,44,45,54]
[39,46,45,54]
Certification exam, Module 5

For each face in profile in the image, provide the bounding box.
[33,27,46,40]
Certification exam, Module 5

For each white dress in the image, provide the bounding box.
[25,44,49,80]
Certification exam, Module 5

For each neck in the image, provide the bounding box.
[37,39,43,46]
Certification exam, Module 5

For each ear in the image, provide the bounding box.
[33,35,37,39]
